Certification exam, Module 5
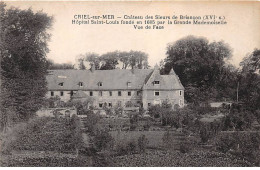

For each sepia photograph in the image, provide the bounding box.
[0,0,260,167]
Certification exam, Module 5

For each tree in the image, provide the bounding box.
[127,50,149,69]
[85,52,100,70]
[81,50,150,70]
[238,49,260,111]
[77,56,86,70]
[0,3,53,131]
[100,51,119,70]
[47,59,74,69]
[240,48,260,74]
[164,35,233,103]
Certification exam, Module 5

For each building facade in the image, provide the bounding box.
[46,65,184,110]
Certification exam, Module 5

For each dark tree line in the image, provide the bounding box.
[47,59,74,70]
[0,2,53,131]
[162,35,260,113]
[47,51,150,70]
[78,50,150,70]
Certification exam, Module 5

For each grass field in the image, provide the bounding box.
[110,131,164,148]
[109,130,197,149]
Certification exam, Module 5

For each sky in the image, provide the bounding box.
[4,1,260,68]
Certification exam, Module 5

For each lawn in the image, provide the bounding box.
[110,131,164,148]
[109,130,198,149]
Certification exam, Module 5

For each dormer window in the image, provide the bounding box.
[127,82,131,87]
[79,82,83,87]
[98,82,103,87]
[154,81,160,85]
[59,82,64,87]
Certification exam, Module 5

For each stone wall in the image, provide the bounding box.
[142,89,184,109]
[86,90,142,108]
[46,90,72,102]
[46,89,184,110]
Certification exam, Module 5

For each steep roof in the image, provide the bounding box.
[46,68,184,91]
[143,67,184,90]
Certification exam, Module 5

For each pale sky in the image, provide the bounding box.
[5,1,260,68]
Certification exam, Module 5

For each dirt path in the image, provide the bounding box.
[79,117,90,147]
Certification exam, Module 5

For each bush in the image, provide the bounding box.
[216,132,260,164]
[92,130,114,152]
[162,130,174,150]
[199,126,212,143]
[1,116,83,154]
[84,113,101,134]
[115,139,138,156]
[179,143,191,153]
[127,140,137,153]
[138,135,149,153]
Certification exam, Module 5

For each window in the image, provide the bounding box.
[99,103,103,108]
[79,82,83,87]
[179,99,182,106]
[154,91,160,96]
[98,82,103,86]
[127,82,131,87]
[137,91,141,96]
[128,91,131,96]
[154,81,160,84]
[59,82,64,86]
[180,90,182,96]
[118,91,121,96]
[99,91,102,96]
[60,91,64,96]
[90,91,93,96]
[109,91,112,96]
[51,91,54,96]
[108,103,112,107]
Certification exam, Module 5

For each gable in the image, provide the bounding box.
[143,68,184,90]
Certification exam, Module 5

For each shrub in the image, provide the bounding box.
[162,130,174,149]
[138,135,149,153]
[179,142,191,153]
[1,116,83,154]
[199,126,212,143]
[127,140,137,153]
[115,139,138,156]
[148,104,171,119]
[92,130,114,152]
[216,132,260,164]
[216,133,236,153]
[84,113,101,134]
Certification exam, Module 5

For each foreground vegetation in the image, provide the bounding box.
[109,150,251,167]
[0,116,91,167]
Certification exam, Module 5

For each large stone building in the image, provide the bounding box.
[46,65,184,110]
